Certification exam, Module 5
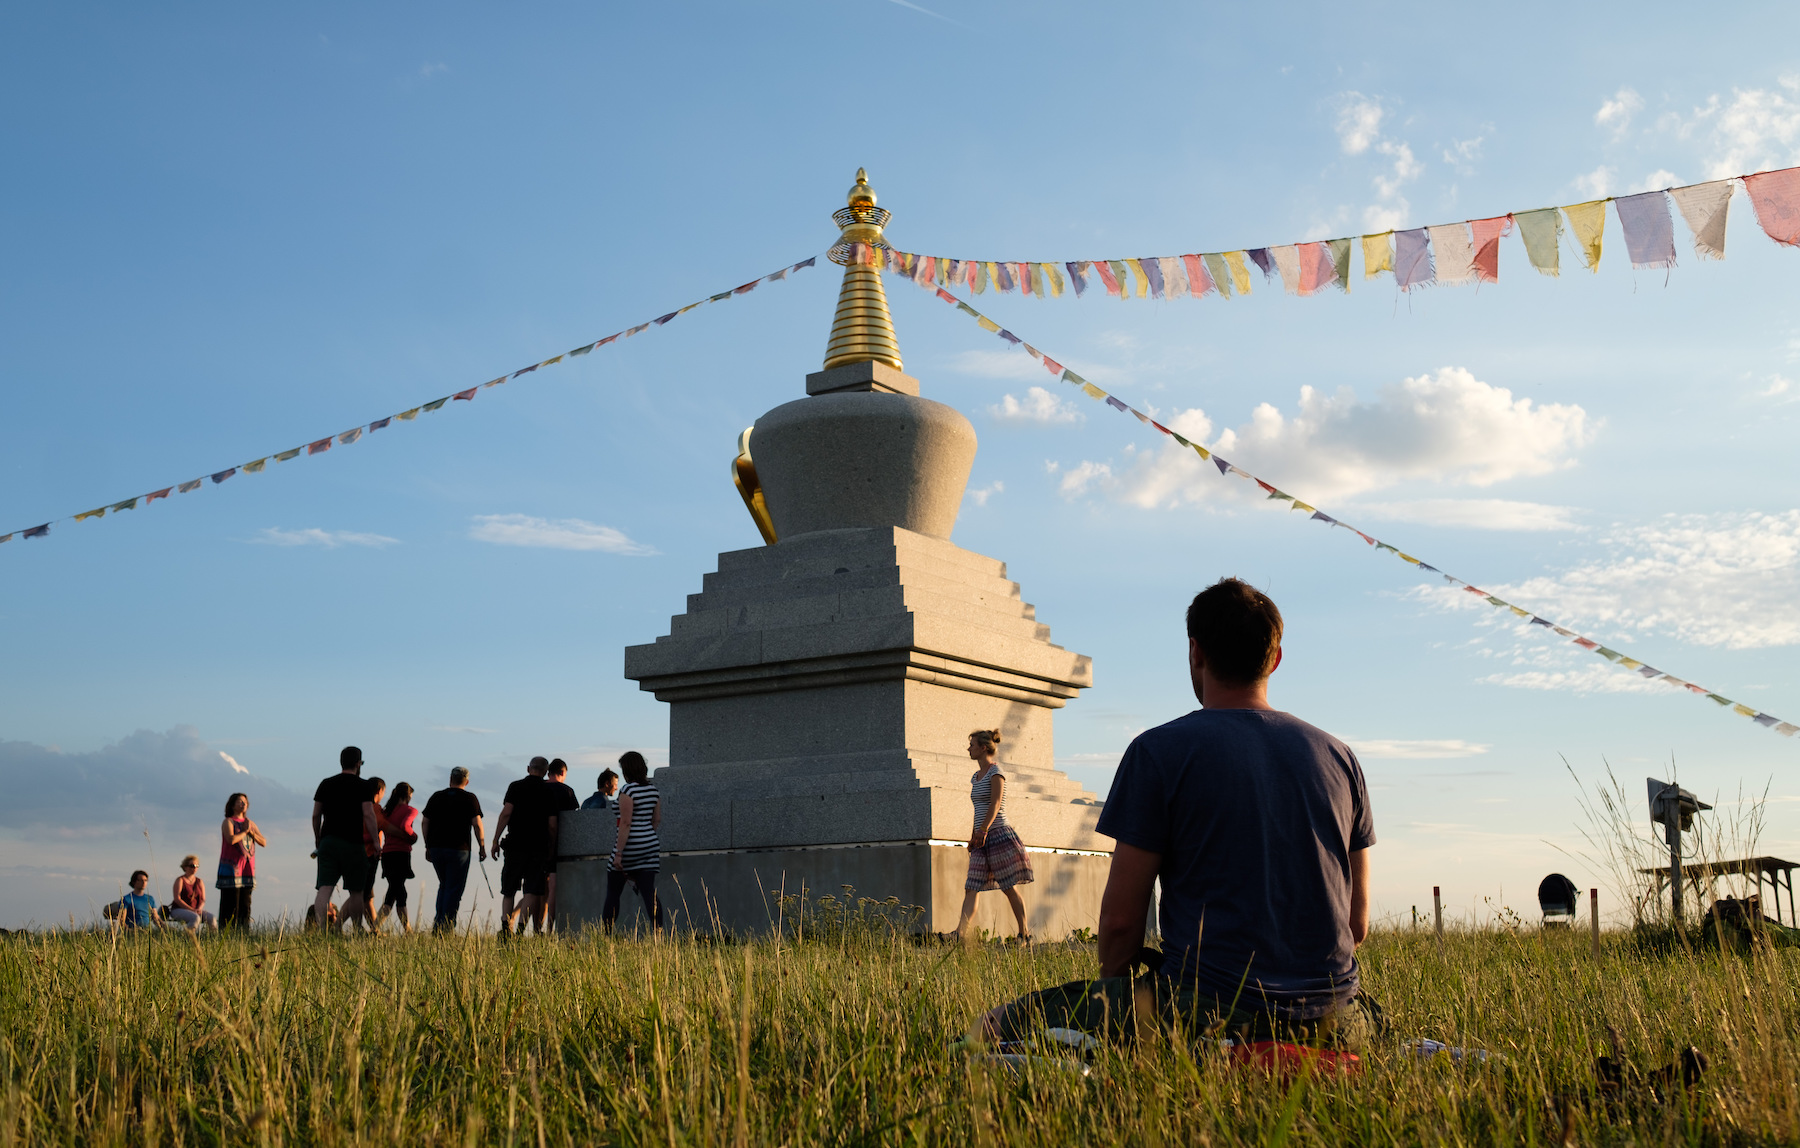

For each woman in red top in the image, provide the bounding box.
[375,782,420,932]
[217,792,266,930]
[170,855,214,929]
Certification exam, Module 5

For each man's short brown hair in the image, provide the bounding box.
[1185,578,1283,686]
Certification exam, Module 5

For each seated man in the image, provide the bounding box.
[986,577,1377,1047]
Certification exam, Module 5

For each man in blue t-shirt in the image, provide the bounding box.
[986,577,1377,1046]
[119,870,159,930]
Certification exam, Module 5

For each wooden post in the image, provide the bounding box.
[1590,888,1600,959]
[1434,886,1443,946]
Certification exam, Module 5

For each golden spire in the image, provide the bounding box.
[823,168,902,372]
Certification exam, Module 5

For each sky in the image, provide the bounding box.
[3,2,1800,930]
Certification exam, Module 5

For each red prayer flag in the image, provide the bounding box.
[1744,168,1800,247]
[1093,260,1122,296]
[935,287,956,304]
[145,488,172,503]
[453,387,477,401]
[1297,242,1327,295]
[1470,215,1514,283]
[308,438,332,455]
[1041,355,1063,375]
[733,280,758,294]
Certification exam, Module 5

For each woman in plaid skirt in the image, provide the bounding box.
[953,729,1033,943]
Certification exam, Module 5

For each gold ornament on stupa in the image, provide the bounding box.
[822,168,902,371]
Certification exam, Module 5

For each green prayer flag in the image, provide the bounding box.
[1514,208,1562,276]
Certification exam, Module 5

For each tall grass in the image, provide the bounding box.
[3,914,1799,1147]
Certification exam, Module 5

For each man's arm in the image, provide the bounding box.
[473,815,487,860]
[1097,842,1161,978]
[311,800,324,843]
[492,803,513,857]
[1348,847,1370,946]
[361,801,380,853]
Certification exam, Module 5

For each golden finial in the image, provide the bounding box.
[823,168,902,372]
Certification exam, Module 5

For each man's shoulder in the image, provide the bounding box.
[1126,709,1354,759]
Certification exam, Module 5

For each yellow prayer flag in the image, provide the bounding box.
[1361,232,1395,279]
[75,508,105,521]
[1564,199,1607,271]
[1081,383,1107,400]
[243,459,267,473]
[1043,263,1065,297]
[1191,442,1212,461]
[1124,259,1149,298]
[976,316,1000,333]
[397,408,420,421]
[1222,251,1253,295]
[1509,606,1530,617]
[1735,703,1758,718]
[1291,501,1314,513]
[542,355,564,366]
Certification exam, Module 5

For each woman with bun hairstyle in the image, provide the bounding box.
[217,793,265,930]
[952,729,1033,943]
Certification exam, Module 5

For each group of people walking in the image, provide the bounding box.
[115,745,666,935]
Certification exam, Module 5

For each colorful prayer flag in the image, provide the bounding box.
[452,387,477,401]
[513,363,539,377]
[569,344,594,357]
[1614,190,1677,269]
[1160,256,1187,298]
[1427,223,1477,286]
[1326,238,1352,290]
[1044,263,1065,297]
[1395,228,1434,290]
[338,428,363,445]
[1470,216,1514,283]
[1136,258,1163,298]
[369,417,391,432]
[1247,249,1275,280]
[1271,245,1302,294]
[75,508,105,521]
[1222,252,1252,295]
[396,408,420,421]
[1362,231,1395,279]
[653,312,679,326]
[23,524,49,538]
[1564,200,1607,271]
[1066,261,1091,297]
[145,488,171,502]
[1203,253,1233,298]
[307,438,332,455]
[1094,260,1122,297]
[1743,168,1800,247]
[1670,180,1733,260]
[212,468,236,483]
[596,334,620,346]
[111,498,137,512]
[1183,254,1214,297]
[793,257,816,270]
[242,459,266,473]
[178,480,202,493]
[1513,208,1562,276]
[421,398,448,412]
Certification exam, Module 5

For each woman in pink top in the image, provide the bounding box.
[217,792,266,930]
[170,855,214,929]
[375,782,420,932]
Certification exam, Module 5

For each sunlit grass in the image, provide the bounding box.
[2,915,1796,1146]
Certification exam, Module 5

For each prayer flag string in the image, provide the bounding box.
[0,256,822,549]
[866,165,1800,302]
[904,273,1799,742]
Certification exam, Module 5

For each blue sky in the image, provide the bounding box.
[4,3,1800,928]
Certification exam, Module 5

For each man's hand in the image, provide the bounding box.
[1097,842,1162,978]
[478,844,488,862]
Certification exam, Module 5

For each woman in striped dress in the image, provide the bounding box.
[604,751,664,931]
[954,729,1033,943]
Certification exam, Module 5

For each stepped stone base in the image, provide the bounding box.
[578,523,1108,938]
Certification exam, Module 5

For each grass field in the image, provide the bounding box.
[2,909,1797,1147]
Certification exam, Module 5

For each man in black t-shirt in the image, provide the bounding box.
[542,758,582,932]
[312,745,380,932]
[420,766,487,933]
[492,756,551,936]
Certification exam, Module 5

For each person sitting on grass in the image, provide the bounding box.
[119,871,160,931]
[983,577,1378,1049]
[169,856,214,929]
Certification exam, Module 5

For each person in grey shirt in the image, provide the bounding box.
[984,577,1377,1047]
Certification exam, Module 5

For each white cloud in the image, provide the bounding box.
[966,481,1004,507]
[1333,92,1421,232]
[418,62,449,79]
[1063,368,1592,510]
[1442,134,1486,176]
[1595,87,1644,137]
[432,725,497,735]
[1335,95,1384,154]
[950,349,1048,382]
[1058,461,1112,498]
[254,527,398,549]
[1346,739,1492,760]
[1629,169,1681,193]
[1760,374,1794,399]
[1701,85,1800,178]
[468,514,656,555]
[1496,511,1800,650]
[218,751,248,774]
[1350,499,1581,532]
[990,386,1083,425]
[1480,662,1670,695]
[1574,165,1614,198]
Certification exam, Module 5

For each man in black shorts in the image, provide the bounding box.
[421,766,486,933]
[312,746,380,932]
[542,758,581,932]
[493,756,551,936]
[985,578,1377,1047]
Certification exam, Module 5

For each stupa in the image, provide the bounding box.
[563,171,1111,936]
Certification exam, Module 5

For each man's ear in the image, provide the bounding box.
[1269,645,1283,675]
[1188,637,1202,671]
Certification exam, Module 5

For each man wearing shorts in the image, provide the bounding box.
[493,757,551,937]
[986,578,1377,1048]
[312,746,380,932]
